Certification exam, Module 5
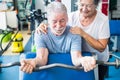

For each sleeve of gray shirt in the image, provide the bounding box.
[34,32,46,50]
[70,34,82,52]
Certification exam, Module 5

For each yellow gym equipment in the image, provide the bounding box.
[11,33,24,53]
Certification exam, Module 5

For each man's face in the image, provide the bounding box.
[78,0,96,17]
[48,12,68,36]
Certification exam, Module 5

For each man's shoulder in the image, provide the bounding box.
[66,27,81,39]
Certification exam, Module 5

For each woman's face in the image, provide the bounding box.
[78,0,96,18]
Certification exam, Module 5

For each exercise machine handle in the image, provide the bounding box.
[33,59,120,71]
[0,62,20,68]
[0,59,120,71]
[96,59,120,69]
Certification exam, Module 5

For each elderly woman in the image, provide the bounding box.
[68,0,110,80]
[37,0,110,80]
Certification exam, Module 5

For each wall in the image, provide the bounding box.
[2,0,12,2]
[35,0,73,13]
[35,0,46,12]
[62,0,71,13]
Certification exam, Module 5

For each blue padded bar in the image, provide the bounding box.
[22,52,95,80]
[109,20,120,36]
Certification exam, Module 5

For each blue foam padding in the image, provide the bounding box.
[22,52,95,80]
[109,20,120,36]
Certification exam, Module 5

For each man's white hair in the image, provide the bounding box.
[46,2,67,17]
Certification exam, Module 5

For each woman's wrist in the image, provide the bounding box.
[81,32,87,38]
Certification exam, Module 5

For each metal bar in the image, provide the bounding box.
[0,60,120,71]
[33,63,83,71]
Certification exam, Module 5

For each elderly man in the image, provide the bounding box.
[20,1,96,74]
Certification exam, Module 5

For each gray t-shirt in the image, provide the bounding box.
[35,26,81,54]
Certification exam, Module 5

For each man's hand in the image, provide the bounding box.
[20,59,36,74]
[79,56,96,72]
[36,23,48,34]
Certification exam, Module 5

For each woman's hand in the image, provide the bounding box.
[36,23,48,34]
[20,59,36,74]
[70,26,84,37]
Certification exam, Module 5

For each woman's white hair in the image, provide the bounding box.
[46,2,67,17]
